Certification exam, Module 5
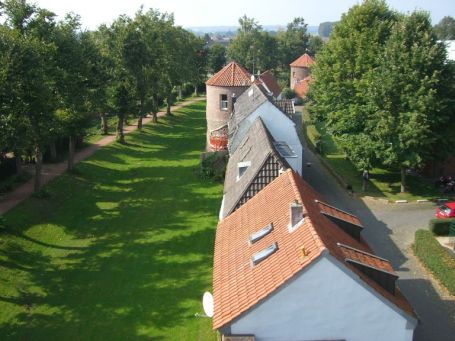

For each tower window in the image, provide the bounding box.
[220,94,228,110]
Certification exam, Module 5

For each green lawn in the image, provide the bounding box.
[302,108,443,201]
[0,101,220,340]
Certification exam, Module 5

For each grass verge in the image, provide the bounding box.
[413,229,455,296]
[0,100,219,340]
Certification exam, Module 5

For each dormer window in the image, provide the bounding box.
[220,94,228,110]
[289,201,304,232]
[237,161,251,181]
[273,141,297,158]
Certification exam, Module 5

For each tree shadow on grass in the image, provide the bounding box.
[0,101,219,340]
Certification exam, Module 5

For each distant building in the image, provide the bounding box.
[290,53,315,98]
[205,61,252,151]
[213,169,417,341]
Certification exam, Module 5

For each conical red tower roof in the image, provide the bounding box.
[290,53,315,67]
[206,61,252,87]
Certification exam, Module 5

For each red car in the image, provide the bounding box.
[435,202,455,218]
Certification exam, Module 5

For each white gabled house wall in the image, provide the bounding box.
[231,101,303,175]
[227,254,416,341]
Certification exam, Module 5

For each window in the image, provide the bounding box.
[289,201,304,232]
[273,141,298,158]
[220,94,228,110]
[252,243,278,266]
[237,161,251,181]
[249,223,273,244]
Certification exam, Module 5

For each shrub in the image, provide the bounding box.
[281,87,295,99]
[428,218,455,236]
[199,152,228,182]
[413,229,455,295]
[0,215,6,230]
[32,188,51,199]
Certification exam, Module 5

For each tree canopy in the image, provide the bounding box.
[309,0,454,192]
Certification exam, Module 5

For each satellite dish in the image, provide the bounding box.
[202,292,214,317]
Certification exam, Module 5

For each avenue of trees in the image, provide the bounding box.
[309,0,455,192]
[226,15,324,87]
[0,0,206,192]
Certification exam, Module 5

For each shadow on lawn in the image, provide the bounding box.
[0,102,219,340]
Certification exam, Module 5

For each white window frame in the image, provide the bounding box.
[236,161,251,181]
[220,94,228,110]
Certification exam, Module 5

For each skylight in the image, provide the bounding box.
[252,242,278,266]
[273,141,297,158]
[237,161,251,180]
[249,223,273,244]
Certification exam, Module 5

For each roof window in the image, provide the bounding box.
[237,161,251,181]
[273,141,297,158]
[249,223,273,244]
[252,242,278,266]
[289,201,304,232]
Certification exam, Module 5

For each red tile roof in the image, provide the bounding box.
[316,200,363,227]
[293,76,311,98]
[258,70,281,97]
[206,61,252,87]
[290,53,315,67]
[213,170,415,329]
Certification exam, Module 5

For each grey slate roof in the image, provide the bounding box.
[228,83,296,155]
[221,117,290,219]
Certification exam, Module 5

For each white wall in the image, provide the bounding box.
[234,101,303,175]
[229,255,415,341]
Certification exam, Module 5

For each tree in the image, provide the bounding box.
[307,35,324,57]
[434,16,455,40]
[207,43,226,73]
[318,21,337,38]
[366,12,449,192]
[0,0,58,191]
[276,17,310,67]
[310,0,452,192]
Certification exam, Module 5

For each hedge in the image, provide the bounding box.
[429,218,455,236]
[413,229,455,295]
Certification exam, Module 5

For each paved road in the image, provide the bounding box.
[295,112,455,340]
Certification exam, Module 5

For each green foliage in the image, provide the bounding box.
[199,152,228,182]
[434,16,455,40]
[414,229,455,295]
[281,87,296,99]
[0,215,6,230]
[307,35,324,57]
[207,43,226,73]
[309,0,453,192]
[318,21,337,38]
[428,218,455,236]
[31,188,50,199]
[276,17,310,67]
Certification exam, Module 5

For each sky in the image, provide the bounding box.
[30,0,455,29]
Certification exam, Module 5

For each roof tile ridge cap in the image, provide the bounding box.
[288,170,327,252]
[231,62,235,85]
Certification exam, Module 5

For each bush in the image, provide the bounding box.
[281,87,295,99]
[428,218,455,236]
[199,151,228,182]
[413,229,455,295]
[0,215,6,230]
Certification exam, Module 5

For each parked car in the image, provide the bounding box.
[435,202,455,218]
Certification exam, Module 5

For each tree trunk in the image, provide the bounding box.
[178,86,182,99]
[68,135,75,171]
[116,116,125,144]
[194,84,198,96]
[49,141,57,162]
[100,113,108,135]
[14,150,22,176]
[166,98,172,116]
[400,166,407,193]
[34,144,42,192]
[152,112,158,124]
[137,116,143,131]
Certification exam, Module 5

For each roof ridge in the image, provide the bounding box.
[337,242,390,263]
